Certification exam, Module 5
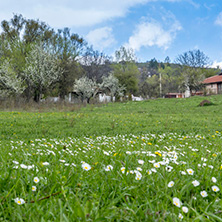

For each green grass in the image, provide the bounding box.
[0,95,222,141]
[0,95,222,221]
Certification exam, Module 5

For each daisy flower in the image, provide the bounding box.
[138,160,144,165]
[200,190,208,197]
[121,167,125,173]
[192,180,200,187]
[187,169,194,175]
[14,198,25,205]
[173,197,182,208]
[168,181,174,188]
[154,162,160,168]
[212,186,220,192]
[82,163,91,171]
[32,186,37,191]
[34,177,40,183]
[105,165,113,171]
[182,206,189,213]
[178,213,183,220]
[212,177,217,183]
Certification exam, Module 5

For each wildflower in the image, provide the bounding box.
[166,166,173,172]
[155,151,162,157]
[212,186,220,192]
[187,169,194,175]
[126,151,131,155]
[20,164,28,169]
[32,186,37,191]
[212,177,217,183]
[136,167,142,171]
[82,163,91,171]
[42,162,49,166]
[180,171,186,175]
[14,198,25,205]
[135,173,142,180]
[154,162,160,168]
[105,165,113,171]
[178,213,183,220]
[12,161,19,164]
[200,190,208,197]
[192,180,200,187]
[138,160,144,165]
[182,206,189,213]
[59,160,65,163]
[103,151,109,156]
[121,167,125,173]
[147,170,152,175]
[34,177,40,183]
[173,197,182,207]
[151,168,157,173]
[168,181,175,188]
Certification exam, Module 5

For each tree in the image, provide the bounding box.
[52,28,86,99]
[101,73,125,100]
[23,43,63,102]
[175,50,210,68]
[0,59,24,96]
[82,46,111,82]
[175,50,211,95]
[112,46,140,95]
[73,76,101,103]
[145,75,160,98]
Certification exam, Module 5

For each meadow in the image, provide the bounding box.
[0,95,222,221]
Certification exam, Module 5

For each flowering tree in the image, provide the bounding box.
[73,76,101,103]
[101,73,125,100]
[0,59,24,96]
[23,43,63,102]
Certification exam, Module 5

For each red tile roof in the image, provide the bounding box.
[203,74,222,84]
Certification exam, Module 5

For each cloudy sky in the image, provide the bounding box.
[1,0,222,66]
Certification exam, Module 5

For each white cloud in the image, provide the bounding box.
[86,27,116,51]
[215,12,222,26]
[126,16,182,51]
[0,0,186,28]
[211,61,222,69]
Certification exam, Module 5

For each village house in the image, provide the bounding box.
[203,73,222,95]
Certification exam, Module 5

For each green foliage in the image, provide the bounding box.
[112,46,140,95]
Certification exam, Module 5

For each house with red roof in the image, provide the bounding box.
[203,73,222,94]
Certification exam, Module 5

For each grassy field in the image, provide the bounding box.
[0,95,222,221]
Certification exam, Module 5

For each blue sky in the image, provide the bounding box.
[0,0,222,67]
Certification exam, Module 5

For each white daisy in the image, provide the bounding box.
[173,197,182,208]
[14,198,25,205]
[33,177,40,183]
[192,180,200,187]
[82,163,91,171]
[168,181,174,188]
[200,190,208,197]
[212,186,220,192]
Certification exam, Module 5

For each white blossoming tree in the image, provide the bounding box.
[73,76,101,103]
[23,43,63,102]
[0,59,24,96]
[73,74,125,103]
[101,73,125,101]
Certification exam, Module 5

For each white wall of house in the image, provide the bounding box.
[206,84,217,94]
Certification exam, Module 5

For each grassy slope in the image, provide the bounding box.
[0,95,221,141]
